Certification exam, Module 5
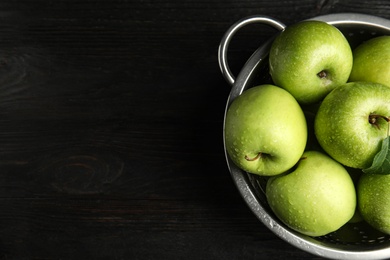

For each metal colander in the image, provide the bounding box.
[218,13,390,260]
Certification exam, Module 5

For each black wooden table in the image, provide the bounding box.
[0,1,388,259]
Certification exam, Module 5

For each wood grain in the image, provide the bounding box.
[0,0,388,259]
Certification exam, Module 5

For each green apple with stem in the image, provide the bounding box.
[266,151,356,237]
[314,82,390,169]
[349,36,390,87]
[224,84,307,176]
[269,20,353,104]
[358,172,390,234]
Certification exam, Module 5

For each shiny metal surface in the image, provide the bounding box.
[219,13,390,260]
[218,16,286,86]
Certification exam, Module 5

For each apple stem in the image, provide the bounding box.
[317,70,327,79]
[245,153,262,161]
[369,114,390,136]
[369,114,390,126]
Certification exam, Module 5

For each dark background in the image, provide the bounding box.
[0,0,388,259]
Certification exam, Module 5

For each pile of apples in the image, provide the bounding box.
[224,20,390,237]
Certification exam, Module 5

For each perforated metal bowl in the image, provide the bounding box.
[218,13,390,260]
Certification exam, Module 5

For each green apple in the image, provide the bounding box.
[269,20,353,104]
[266,151,356,237]
[349,36,390,87]
[314,81,390,169]
[358,172,390,234]
[224,84,307,176]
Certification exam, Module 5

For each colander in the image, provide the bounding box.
[218,13,390,260]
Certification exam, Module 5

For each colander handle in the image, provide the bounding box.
[218,16,286,86]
